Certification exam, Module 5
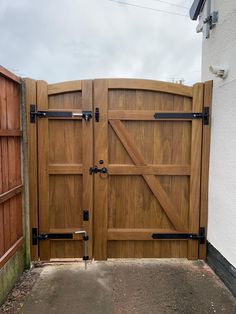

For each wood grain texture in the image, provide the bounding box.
[37,80,50,260]
[0,72,22,264]
[107,79,192,97]
[108,228,189,240]
[0,185,22,204]
[0,130,22,136]
[0,237,24,268]
[188,83,204,260]
[93,80,109,260]
[30,78,210,261]
[109,110,195,120]
[48,80,82,95]
[199,81,213,259]
[82,80,93,259]
[24,78,38,260]
[35,80,93,261]
[0,77,11,252]
[48,164,83,174]
[94,82,198,259]
[0,65,21,84]
[110,120,187,232]
[108,165,190,175]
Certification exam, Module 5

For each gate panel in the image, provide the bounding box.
[94,79,203,260]
[37,80,93,260]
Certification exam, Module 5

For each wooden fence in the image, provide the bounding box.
[0,66,23,268]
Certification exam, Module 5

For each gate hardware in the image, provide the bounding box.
[204,11,218,29]
[89,165,108,175]
[30,104,93,123]
[32,228,89,270]
[83,210,89,221]
[32,228,74,245]
[152,227,206,244]
[95,107,100,122]
[154,107,209,125]
[75,230,89,270]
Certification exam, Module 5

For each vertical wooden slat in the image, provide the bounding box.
[0,77,5,256]
[199,80,213,259]
[25,78,38,260]
[94,79,108,260]
[188,83,204,260]
[6,81,20,245]
[82,80,93,259]
[0,77,11,252]
[37,80,50,260]
[0,207,4,256]
[0,68,23,266]
[0,72,23,265]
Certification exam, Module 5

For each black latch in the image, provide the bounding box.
[83,210,89,221]
[89,165,108,175]
[95,107,99,122]
[154,107,209,125]
[30,104,40,123]
[30,104,93,123]
[82,111,93,122]
[152,227,206,244]
[32,227,38,245]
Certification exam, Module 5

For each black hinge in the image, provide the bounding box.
[202,107,209,125]
[32,228,73,245]
[95,107,100,122]
[83,210,89,221]
[30,104,93,123]
[154,107,209,125]
[152,227,206,244]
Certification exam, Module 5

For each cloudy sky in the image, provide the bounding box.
[0,0,202,85]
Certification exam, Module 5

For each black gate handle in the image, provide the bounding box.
[89,166,108,175]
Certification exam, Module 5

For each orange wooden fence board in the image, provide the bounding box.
[0,69,23,267]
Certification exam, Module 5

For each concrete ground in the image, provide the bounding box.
[15,260,236,314]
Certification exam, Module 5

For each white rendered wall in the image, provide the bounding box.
[201,0,236,267]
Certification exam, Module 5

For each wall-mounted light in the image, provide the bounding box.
[209,65,228,79]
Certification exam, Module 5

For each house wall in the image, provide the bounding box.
[201,0,236,267]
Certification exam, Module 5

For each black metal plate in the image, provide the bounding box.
[154,112,203,120]
[38,111,73,118]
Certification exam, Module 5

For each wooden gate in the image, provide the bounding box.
[26,78,212,261]
[26,80,93,260]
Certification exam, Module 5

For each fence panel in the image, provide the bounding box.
[0,66,23,268]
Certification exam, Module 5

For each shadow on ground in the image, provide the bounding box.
[1,259,236,314]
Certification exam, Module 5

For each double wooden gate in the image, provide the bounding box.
[25,79,212,261]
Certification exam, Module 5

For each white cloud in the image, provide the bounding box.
[0,0,201,85]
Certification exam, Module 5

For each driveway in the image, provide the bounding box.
[2,259,236,314]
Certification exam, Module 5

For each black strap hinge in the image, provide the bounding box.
[32,228,73,245]
[152,227,206,244]
[30,104,93,123]
[154,107,209,125]
[202,107,209,125]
